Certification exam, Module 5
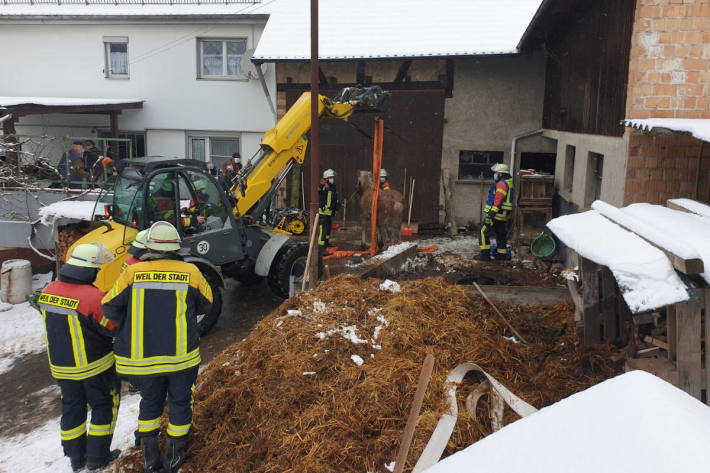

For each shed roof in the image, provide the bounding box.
[0,97,144,114]
[252,0,543,61]
[623,118,710,143]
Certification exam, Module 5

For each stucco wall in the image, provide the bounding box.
[546,130,628,211]
[2,20,276,159]
[441,53,549,225]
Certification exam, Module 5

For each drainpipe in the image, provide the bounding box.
[253,61,277,122]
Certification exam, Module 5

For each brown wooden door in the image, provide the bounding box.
[287,88,445,223]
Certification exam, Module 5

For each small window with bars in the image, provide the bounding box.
[458,150,504,180]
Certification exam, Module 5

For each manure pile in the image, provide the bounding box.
[119,276,619,473]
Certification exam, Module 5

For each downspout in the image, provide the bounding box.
[253,61,277,122]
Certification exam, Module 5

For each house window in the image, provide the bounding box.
[458,150,504,180]
[564,145,575,192]
[103,37,129,78]
[98,131,145,159]
[585,152,604,206]
[198,39,247,78]
[188,135,240,170]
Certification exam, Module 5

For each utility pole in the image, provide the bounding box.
[308,0,320,289]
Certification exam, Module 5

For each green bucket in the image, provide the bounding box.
[530,233,556,258]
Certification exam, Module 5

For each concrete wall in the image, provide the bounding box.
[441,53,550,225]
[545,130,629,212]
[1,19,276,163]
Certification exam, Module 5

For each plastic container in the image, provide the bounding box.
[1,259,33,304]
[530,233,556,259]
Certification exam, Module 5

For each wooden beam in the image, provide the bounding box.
[394,60,413,83]
[597,211,704,275]
[676,298,702,400]
[7,101,143,116]
[2,114,18,168]
[581,257,601,345]
[600,267,617,342]
[644,335,669,351]
[703,288,710,405]
[667,305,677,362]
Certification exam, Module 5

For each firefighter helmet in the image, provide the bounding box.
[132,230,148,250]
[380,168,388,178]
[145,221,181,252]
[490,163,510,174]
[67,243,115,268]
[323,169,336,179]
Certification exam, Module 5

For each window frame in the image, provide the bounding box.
[197,37,248,80]
[457,150,505,181]
[186,132,241,169]
[103,36,129,79]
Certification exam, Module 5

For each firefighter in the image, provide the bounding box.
[102,221,213,473]
[379,168,391,190]
[181,179,209,233]
[318,169,339,250]
[39,243,121,472]
[120,230,148,272]
[476,163,514,261]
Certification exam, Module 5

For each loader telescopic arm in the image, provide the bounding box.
[231,86,389,218]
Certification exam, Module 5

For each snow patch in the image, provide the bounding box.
[385,461,396,472]
[0,302,46,374]
[374,242,415,260]
[668,198,710,219]
[302,371,316,376]
[316,325,368,344]
[379,280,401,293]
[313,299,327,313]
[32,272,53,292]
[350,354,364,366]
[38,201,99,224]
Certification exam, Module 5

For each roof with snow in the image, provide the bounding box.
[424,371,710,473]
[0,0,268,18]
[252,0,544,61]
[0,97,144,114]
[623,118,710,143]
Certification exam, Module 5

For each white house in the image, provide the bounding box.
[0,0,276,170]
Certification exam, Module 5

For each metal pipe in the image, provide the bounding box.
[255,63,277,122]
[308,0,320,289]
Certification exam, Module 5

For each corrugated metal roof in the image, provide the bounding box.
[253,0,543,61]
[623,118,710,143]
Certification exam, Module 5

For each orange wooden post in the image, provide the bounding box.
[369,119,384,256]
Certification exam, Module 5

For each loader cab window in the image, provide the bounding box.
[113,169,143,227]
[145,171,178,226]
[181,170,229,234]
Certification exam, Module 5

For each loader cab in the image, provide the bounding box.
[112,159,245,265]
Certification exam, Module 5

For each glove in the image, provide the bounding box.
[484,212,494,226]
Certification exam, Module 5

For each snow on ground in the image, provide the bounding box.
[415,235,479,256]
[379,280,401,293]
[38,201,99,224]
[0,392,141,473]
[668,198,710,219]
[0,302,45,375]
[373,242,416,260]
[547,210,688,312]
[423,371,710,473]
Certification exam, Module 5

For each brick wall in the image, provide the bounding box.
[626,0,710,119]
[623,0,710,205]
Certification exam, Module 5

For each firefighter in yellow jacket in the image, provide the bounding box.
[102,221,213,473]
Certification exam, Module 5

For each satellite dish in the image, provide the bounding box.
[240,49,264,80]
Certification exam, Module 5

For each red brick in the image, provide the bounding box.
[684,31,699,44]
[661,72,673,83]
[628,109,652,119]
[682,97,698,108]
[653,84,678,95]
[677,109,702,117]
[646,71,660,83]
[652,109,677,118]
[640,5,661,17]
[665,18,681,30]
[689,46,703,58]
[658,32,672,44]
[686,71,700,82]
[672,31,685,43]
[663,4,687,16]
[680,18,693,31]
[680,84,704,95]
[701,32,710,43]
[698,96,710,108]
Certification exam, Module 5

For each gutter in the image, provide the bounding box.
[0,14,269,22]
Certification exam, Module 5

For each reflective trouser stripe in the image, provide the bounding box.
[175,290,187,356]
[88,423,112,436]
[67,315,88,367]
[318,223,326,246]
[61,423,87,441]
[497,247,508,254]
[166,423,191,437]
[50,352,115,380]
[131,288,144,360]
[110,386,120,433]
[479,222,490,250]
[138,417,161,433]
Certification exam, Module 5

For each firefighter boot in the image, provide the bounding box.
[474,250,491,261]
[70,455,86,472]
[163,436,188,473]
[141,437,163,473]
[87,449,121,471]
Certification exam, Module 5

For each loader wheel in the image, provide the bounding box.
[287,217,306,235]
[196,270,223,336]
[267,242,320,299]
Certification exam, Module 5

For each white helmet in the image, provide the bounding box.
[67,243,114,268]
[380,168,388,178]
[491,163,510,174]
[323,169,336,179]
[144,221,181,252]
[132,230,149,249]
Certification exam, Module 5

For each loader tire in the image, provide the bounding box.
[197,270,223,336]
[267,241,319,299]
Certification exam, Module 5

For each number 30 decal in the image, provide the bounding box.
[196,241,210,255]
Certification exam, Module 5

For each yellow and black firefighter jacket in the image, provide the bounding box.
[483,177,514,222]
[101,256,213,377]
[318,182,339,217]
[39,280,117,380]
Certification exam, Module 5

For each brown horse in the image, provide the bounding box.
[355,170,405,249]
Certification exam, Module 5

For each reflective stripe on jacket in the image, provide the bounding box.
[318,183,338,216]
[101,257,213,377]
[40,281,116,380]
[484,178,514,221]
